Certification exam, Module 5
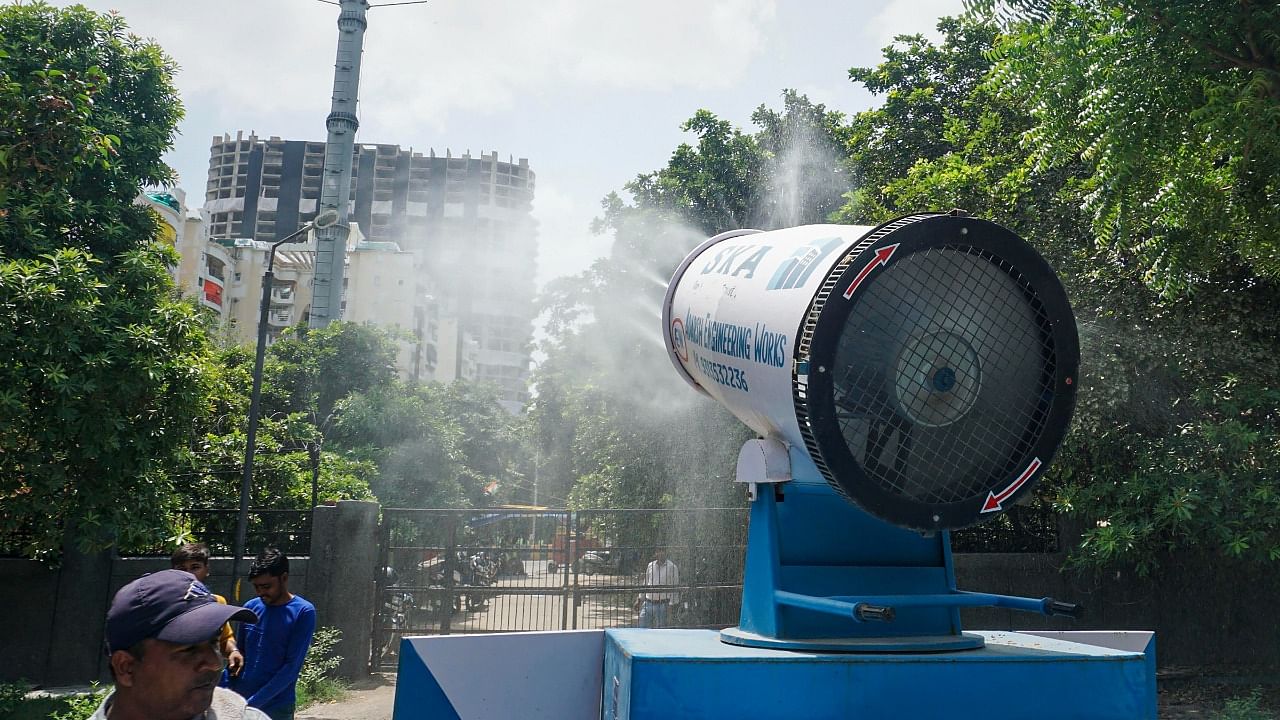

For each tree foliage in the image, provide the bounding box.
[0,3,204,560]
[840,12,1280,572]
[331,378,525,509]
[180,323,523,514]
[975,0,1280,297]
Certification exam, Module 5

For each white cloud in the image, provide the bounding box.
[360,0,778,136]
[864,0,967,49]
[76,0,778,138]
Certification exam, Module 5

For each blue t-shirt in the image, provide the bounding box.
[230,594,317,712]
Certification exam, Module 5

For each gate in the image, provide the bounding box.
[372,507,748,669]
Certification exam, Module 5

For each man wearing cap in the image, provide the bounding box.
[93,569,270,720]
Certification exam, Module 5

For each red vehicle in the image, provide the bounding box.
[546,529,602,573]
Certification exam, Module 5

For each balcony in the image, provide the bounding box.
[266,308,293,327]
[199,277,224,311]
[271,286,295,305]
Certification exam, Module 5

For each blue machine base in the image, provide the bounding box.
[721,626,986,652]
[603,628,1156,720]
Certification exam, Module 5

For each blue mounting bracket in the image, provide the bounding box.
[722,441,1080,652]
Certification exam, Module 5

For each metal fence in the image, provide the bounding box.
[373,508,748,668]
[117,508,313,558]
[1,508,314,559]
[371,503,1061,667]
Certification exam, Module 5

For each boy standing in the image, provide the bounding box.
[229,547,317,720]
[171,542,245,676]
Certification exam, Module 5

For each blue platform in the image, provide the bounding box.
[602,628,1156,720]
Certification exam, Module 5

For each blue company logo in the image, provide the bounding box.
[766,237,844,290]
[670,317,689,363]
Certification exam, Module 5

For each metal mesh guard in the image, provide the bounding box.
[830,245,1055,505]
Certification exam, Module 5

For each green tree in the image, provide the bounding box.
[183,321,524,513]
[329,381,468,508]
[263,322,400,426]
[0,4,207,560]
[974,0,1280,297]
[750,90,854,228]
[839,13,1280,572]
[972,1,1280,570]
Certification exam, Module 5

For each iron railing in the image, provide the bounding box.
[117,508,313,558]
[372,508,748,668]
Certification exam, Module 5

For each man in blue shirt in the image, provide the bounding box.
[229,548,316,720]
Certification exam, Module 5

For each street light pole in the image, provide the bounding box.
[231,210,340,601]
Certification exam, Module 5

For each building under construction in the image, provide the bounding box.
[203,131,537,411]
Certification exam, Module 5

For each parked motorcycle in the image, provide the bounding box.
[377,586,414,664]
[460,552,496,611]
[575,549,622,575]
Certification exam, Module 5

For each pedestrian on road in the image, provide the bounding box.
[93,568,268,720]
[171,542,246,677]
[229,548,317,720]
[633,548,679,628]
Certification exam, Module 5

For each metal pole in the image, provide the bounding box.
[231,256,276,601]
[310,0,369,328]
[309,442,321,510]
[231,217,331,599]
[530,449,538,546]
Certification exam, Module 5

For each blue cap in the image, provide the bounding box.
[105,569,257,654]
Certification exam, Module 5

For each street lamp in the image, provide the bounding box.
[230,209,341,600]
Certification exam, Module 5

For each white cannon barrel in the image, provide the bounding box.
[662,214,1079,531]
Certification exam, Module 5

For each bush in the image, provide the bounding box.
[0,680,107,720]
[50,684,107,720]
[297,626,348,709]
[1214,689,1273,720]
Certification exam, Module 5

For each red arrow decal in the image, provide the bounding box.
[842,244,899,299]
[981,457,1042,513]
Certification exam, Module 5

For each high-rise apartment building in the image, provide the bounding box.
[204,131,537,411]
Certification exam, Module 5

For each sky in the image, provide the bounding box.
[53,0,965,288]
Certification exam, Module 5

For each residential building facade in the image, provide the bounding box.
[204,131,536,411]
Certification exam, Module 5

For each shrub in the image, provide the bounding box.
[297,626,348,708]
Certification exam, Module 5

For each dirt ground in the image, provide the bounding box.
[298,673,397,720]
[296,669,1276,719]
[1157,668,1280,719]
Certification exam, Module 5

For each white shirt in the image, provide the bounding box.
[641,559,679,602]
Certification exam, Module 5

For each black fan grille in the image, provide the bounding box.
[830,245,1056,505]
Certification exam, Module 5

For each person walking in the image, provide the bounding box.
[228,548,316,720]
[92,569,268,720]
[633,548,679,628]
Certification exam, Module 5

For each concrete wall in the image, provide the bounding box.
[5,512,1276,686]
[308,501,380,678]
[956,551,1280,666]
[2,547,311,686]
